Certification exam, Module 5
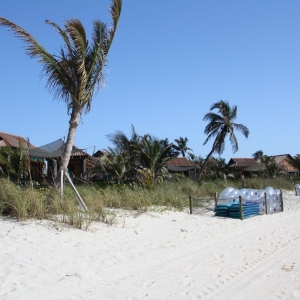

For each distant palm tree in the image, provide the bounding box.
[0,0,122,190]
[199,100,249,176]
[106,125,141,181]
[260,155,285,178]
[160,138,178,158]
[252,150,264,161]
[173,137,192,157]
[137,135,172,186]
[205,156,227,180]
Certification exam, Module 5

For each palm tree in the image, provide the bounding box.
[160,138,178,158]
[205,156,227,180]
[0,0,122,204]
[173,137,192,157]
[252,150,264,161]
[260,155,286,178]
[106,125,141,182]
[199,100,249,176]
[0,140,31,185]
[137,135,172,187]
[99,147,128,184]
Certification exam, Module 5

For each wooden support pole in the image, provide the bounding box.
[214,192,218,207]
[60,168,64,199]
[64,171,88,212]
[280,190,284,212]
[189,195,193,214]
[239,196,243,220]
[265,192,268,215]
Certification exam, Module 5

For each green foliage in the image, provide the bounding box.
[99,128,175,187]
[0,140,31,185]
[200,100,249,176]
[173,137,192,157]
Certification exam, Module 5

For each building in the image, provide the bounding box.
[227,155,298,176]
[0,132,92,184]
[166,157,196,179]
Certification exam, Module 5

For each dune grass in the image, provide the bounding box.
[0,175,296,229]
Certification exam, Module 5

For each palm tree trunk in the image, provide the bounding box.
[59,109,88,211]
[61,109,81,171]
[198,147,215,177]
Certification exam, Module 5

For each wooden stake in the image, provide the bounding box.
[280,190,284,212]
[189,195,193,214]
[239,196,243,220]
[60,168,64,199]
[265,192,268,215]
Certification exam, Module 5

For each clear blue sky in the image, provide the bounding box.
[1,0,300,162]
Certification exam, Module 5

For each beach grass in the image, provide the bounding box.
[0,175,296,228]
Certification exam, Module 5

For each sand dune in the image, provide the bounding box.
[1,190,300,300]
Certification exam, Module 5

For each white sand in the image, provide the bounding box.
[1,190,300,300]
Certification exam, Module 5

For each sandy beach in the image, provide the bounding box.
[1,190,300,300]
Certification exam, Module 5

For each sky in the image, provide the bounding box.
[1,0,300,162]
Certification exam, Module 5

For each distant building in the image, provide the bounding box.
[167,157,196,179]
[227,154,298,176]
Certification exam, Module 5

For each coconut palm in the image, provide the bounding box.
[199,100,249,176]
[173,137,192,157]
[0,0,122,189]
[0,140,31,185]
[106,125,142,181]
[260,155,286,178]
[252,150,264,161]
[160,138,178,158]
[137,135,173,187]
[205,156,227,180]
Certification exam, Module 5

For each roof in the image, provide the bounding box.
[0,131,35,149]
[71,145,89,157]
[93,150,109,157]
[0,132,89,160]
[227,158,260,168]
[271,154,293,164]
[29,139,88,159]
[167,157,196,172]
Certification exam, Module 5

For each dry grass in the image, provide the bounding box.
[0,175,296,229]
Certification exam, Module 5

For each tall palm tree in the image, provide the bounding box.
[0,0,122,186]
[199,100,249,176]
[173,137,192,157]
